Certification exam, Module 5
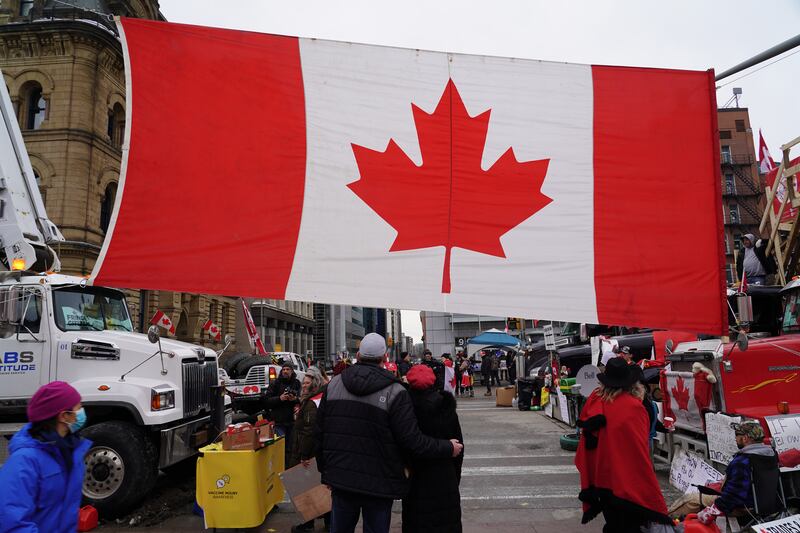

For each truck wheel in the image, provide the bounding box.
[223,352,252,378]
[80,421,158,518]
[234,355,272,380]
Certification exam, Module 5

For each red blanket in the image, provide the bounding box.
[575,390,671,524]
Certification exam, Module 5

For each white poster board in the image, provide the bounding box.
[669,449,724,494]
[556,389,569,423]
[705,412,741,465]
[766,414,800,472]
[754,514,800,532]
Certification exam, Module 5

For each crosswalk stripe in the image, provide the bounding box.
[462,465,578,476]
[463,453,574,460]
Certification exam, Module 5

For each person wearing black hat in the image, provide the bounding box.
[263,360,301,457]
[574,358,671,532]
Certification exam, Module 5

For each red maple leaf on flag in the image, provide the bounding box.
[672,376,691,411]
[349,79,552,293]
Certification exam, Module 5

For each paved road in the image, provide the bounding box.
[102,391,676,532]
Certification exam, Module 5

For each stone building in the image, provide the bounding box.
[0,0,239,347]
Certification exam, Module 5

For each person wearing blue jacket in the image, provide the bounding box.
[0,381,92,533]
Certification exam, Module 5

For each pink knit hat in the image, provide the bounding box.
[27,381,81,422]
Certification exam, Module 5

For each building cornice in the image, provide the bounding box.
[0,20,122,74]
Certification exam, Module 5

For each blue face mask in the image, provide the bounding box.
[68,408,87,433]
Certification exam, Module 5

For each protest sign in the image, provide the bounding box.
[705,412,741,465]
[279,458,331,521]
[669,449,723,494]
[754,514,800,533]
[766,414,800,472]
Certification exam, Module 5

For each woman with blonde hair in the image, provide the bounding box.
[574,358,671,533]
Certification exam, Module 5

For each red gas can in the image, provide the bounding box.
[682,513,722,533]
[77,505,98,532]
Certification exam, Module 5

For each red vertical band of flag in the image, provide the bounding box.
[93,19,306,297]
[592,66,726,334]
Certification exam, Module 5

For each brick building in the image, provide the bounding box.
[718,108,766,284]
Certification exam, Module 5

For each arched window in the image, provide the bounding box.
[107,103,125,148]
[20,0,34,17]
[20,82,46,130]
[100,182,117,233]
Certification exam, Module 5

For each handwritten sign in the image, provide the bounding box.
[766,414,800,472]
[766,415,800,453]
[669,449,724,494]
[754,514,800,533]
[705,412,741,465]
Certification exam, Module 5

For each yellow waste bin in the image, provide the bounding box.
[196,436,285,528]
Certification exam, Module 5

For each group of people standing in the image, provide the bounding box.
[314,333,465,533]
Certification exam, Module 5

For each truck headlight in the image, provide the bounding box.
[151,389,175,411]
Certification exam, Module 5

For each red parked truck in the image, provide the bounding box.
[657,282,800,473]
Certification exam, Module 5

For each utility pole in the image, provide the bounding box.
[715,33,800,82]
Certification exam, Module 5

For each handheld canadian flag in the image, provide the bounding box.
[241,300,267,355]
[202,319,222,341]
[758,130,776,174]
[150,310,175,335]
[91,18,727,335]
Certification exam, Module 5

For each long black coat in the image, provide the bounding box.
[402,389,464,533]
[315,363,452,499]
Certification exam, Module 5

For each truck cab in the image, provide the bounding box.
[0,273,223,516]
[658,282,800,461]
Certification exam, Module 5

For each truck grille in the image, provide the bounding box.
[182,359,218,417]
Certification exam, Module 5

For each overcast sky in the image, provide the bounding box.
[160,0,800,343]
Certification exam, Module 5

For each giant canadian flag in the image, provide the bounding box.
[91,19,727,334]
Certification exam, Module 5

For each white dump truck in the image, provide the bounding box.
[0,74,227,516]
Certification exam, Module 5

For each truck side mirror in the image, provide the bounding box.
[2,287,29,325]
[224,334,234,346]
[665,339,674,355]
[147,325,161,344]
[736,332,748,352]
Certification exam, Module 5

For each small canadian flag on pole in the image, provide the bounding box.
[150,310,176,335]
[202,319,222,341]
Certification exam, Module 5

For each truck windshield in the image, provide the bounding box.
[53,286,133,332]
[782,290,800,334]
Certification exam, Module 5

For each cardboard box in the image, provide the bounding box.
[222,425,261,451]
[496,386,515,407]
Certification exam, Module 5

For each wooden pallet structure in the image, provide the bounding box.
[759,134,800,286]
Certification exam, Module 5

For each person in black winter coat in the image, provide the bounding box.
[263,361,301,454]
[398,352,412,377]
[402,364,464,533]
[315,333,463,533]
